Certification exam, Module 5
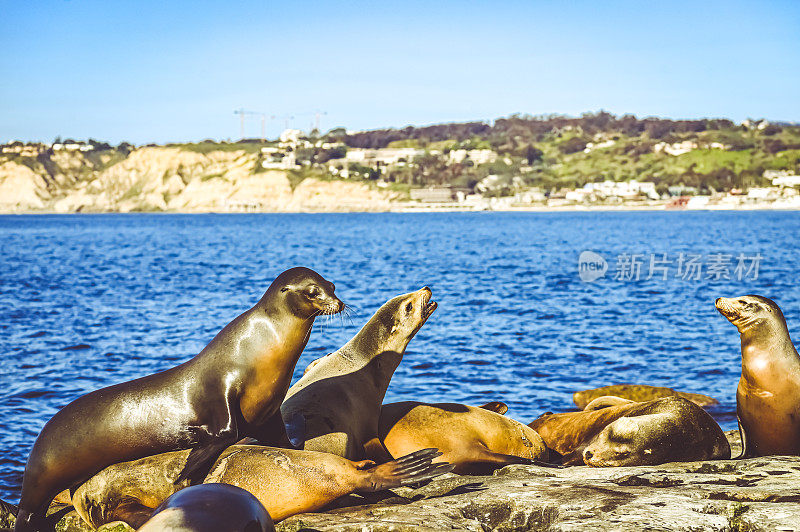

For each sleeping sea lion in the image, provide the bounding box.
[531,397,730,466]
[374,401,550,474]
[71,445,452,528]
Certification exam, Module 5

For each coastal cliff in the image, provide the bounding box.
[0,147,398,213]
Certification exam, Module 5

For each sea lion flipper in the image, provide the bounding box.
[361,448,452,491]
[736,415,750,459]
[284,411,306,449]
[175,440,234,485]
[109,499,157,529]
[479,401,509,415]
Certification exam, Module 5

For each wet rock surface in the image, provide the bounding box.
[5,432,799,531]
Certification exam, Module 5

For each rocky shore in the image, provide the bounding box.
[4,431,800,531]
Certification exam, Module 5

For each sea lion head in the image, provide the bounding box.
[268,267,344,319]
[581,415,671,467]
[715,295,784,334]
[364,287,437,353]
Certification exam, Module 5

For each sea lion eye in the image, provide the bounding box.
[308,286,321,298]
[405,302,413,313]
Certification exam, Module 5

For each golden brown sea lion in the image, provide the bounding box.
[573,384,718,409]
[71,445,451,529]
[137,483,274,532]
[531,397,730,466]
[281,288,437,460]
[374,401,549,474]
[583,396,635,411]
[14,267,343,532]
[716,295,800,457]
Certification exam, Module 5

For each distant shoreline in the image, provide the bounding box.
[2,204,800,215]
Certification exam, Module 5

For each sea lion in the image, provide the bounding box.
[14,267,342,532]
[137,483,274,532]
[716,295,800,457]
[374,401,550,474]
[71,445,452,529]
[531,397,730,466]
[281,287,437,460]
[572,384,718,409]
[583,396,635,411]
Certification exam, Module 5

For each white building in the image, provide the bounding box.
[344,148,423,166]
[583,140,615,153]
[766,170,800,188]
[448,149,498,165]
[747,187,780,199]
[582,180,658,199]
[654,141,697,156]
[514,190,546,203]
[565,189,590,201]
[279,129,303,143]
[686,196,710,209]
[773,175,800,188]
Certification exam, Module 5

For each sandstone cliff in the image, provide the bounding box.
[0,147,398,213]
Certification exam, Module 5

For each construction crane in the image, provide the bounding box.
[233,108,268,141]
[269,114,295,132]
[291,110,328,133]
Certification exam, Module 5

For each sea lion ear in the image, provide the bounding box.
[280,287,289,292]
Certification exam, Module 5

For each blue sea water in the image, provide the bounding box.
[1,211,799,502]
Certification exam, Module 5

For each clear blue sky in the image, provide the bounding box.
[2,0,799,144]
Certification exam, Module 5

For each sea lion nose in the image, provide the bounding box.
[715,298,722,305]
[584,450,593,461]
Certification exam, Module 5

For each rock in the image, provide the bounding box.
[5,430,792,532]
[573,384,719,409]
[278,456,800,531]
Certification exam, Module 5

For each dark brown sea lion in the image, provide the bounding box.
[137,483,274,532]
[71,445,451,528]
[14,267,342,532]
[572,384,718,409]
[281,288,437,460]
[374,401,550,474]
[716,295,800,457]
[531,397,730,466]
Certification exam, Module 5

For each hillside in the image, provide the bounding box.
[339,112,800,193]
[0,144,397,213]
[1,112,799,213]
